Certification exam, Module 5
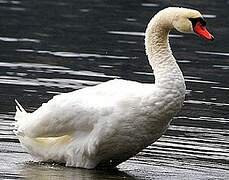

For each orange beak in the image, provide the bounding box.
[194,21,214,41]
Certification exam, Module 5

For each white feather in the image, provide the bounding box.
[13,7,205,169]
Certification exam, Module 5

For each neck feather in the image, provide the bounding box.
[145,11,185,93]
[145,11,174,68]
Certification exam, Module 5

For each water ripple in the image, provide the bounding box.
[185,79,219,84]
[0,62,69,70]
[185,100,229,107]
[169,125,229,136]
[0,76,101,88]
[196,51,229,56]
[0,62,117,88]
[0,37,40,43]
[108,31,183,38]
[202,14,217,18]
[212,65,229,70]
[16,49,130,59]
[211,86,229,90]
[141,3,159,7]
[49,69,119,79]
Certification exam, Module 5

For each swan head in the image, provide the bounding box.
[171,7,214,41]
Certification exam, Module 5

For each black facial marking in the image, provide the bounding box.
[189,17,206,27]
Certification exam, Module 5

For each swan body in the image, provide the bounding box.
[14,7,213,169]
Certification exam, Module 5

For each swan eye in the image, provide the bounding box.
[189,17,206,27]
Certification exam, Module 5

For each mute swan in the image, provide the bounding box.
[14,7,214,169]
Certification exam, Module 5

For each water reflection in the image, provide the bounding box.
[18,162,135,180]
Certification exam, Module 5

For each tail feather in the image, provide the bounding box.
[15,99,26,113]
[13,100,95,168]
[13,100,69,155]
[14,99,28,136]
[14,99,27,121]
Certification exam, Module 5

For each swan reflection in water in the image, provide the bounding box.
[18,162,135,180]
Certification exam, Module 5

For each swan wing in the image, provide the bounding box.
[15,79,153,138]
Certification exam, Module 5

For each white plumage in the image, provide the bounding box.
[14,7,212,169]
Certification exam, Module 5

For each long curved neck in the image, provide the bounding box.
[145,12,185,93]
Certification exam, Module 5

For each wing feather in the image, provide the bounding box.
[16,79,153,138]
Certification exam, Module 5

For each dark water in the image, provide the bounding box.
[0,0,229,179]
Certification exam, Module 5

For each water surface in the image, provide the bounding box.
[0,0,229,179]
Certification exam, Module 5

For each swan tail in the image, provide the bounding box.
[13,99,29,136]
[13,100,98,168]
[15,99,26,114]
[13,100,72,163]
[15,99,26,119]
